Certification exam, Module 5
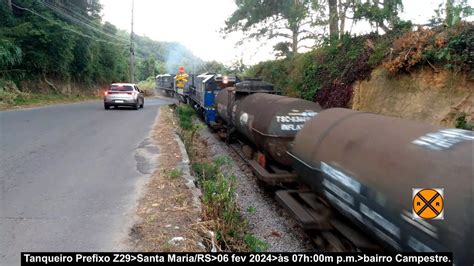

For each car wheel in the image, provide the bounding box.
[140,99,144,108]
[104,104,110,110]
[133,101,139,110]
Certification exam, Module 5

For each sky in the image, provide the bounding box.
[100,0,467,66]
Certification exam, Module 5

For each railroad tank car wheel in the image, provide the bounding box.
[242,145,254,160]
[217,129,227,140]
[321,231,356,252]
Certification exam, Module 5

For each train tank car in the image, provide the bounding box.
[216,84,322,183]
[289,108,473,264]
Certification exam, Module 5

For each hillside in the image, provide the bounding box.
[132,34,204,74]
[246,22,473,129]
[0,0,202,107]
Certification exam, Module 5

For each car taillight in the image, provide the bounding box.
[104,91,108,96]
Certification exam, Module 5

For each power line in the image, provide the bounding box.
[39,1,126,43]
[37,1,129,44]
[11,2,128,46]
[51,1,105,30]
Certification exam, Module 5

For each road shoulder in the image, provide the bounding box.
[128,106,203,251]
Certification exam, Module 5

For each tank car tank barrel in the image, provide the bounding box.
[216,88,322,166]
[291,108,473,264]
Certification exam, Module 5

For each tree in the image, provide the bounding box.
[228,57,247,74]
[196,61,227,74]
[136,57,158,81]
[0,40,22,79]
[432,0,473,27]
[352,0,404,33]
[328,0,339,40]
[223,0,318,55]
[274,42,292,58]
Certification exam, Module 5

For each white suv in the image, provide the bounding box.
[104,83,144,110]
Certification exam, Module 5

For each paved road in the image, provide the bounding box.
[0,97,176,265]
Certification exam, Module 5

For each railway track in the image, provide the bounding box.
[164,74,473,264]
[224,138,381,253]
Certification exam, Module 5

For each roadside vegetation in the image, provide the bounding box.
[137,77,157,97]
[455,112,474,130]
[0,1,202,108]
[174,104,269,252]
[223,0,473,129]
[245,22,473,109]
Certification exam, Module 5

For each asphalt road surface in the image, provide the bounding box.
[0,97,176,264]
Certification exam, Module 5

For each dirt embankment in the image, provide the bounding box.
[352,67,473,127]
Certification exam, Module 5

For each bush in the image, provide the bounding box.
[384,23,473,74]
[308,34,377,108]
[455,112,474,130]
[0,79,28,105]
[193,158,249,251]
[247,32,394,108]
[176,104,195,130]
[137,77,156,96]
[244,234,270,252]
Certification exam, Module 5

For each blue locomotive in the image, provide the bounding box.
[155,74,175,97]
[156,69,239,125]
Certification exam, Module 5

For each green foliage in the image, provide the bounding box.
[244,234,270,252]
[247,24,473,109]
[248,33,380,107]
[196,60,228,74]
[131,35,203,74]
[432,0,473,27]
[166,168,183,179]
[246,206,256,214]
[192,157,231,183]
[455,112,474,130]
[1,0,128,86]
[174,106,260,252]
[223,0,315,54]
[385,24,473,75]
[191,158,250,251]
[427,25,472,72]
[368,40,390,66]
[136,57,158,81]
[0,79,27,105]
[137,77,156,96]
[0,0,202,102]
[0,40,23,69]
[353,0,404,32]
[176,104,195,130]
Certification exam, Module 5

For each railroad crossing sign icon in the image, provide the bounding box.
[412,188,444,220]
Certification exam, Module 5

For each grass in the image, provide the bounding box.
[176,104,196,130]
[1,92,99,110]
[174,105,269,252]
[246,206,257,214]
[166,168,183,179]
[244,234,270,252]
[455,112,474,130]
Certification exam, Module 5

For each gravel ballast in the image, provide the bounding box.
[196,127,314,252]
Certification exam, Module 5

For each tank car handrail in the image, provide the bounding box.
[286,151,320,171]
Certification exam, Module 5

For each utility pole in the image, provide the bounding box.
[129,0,135,83]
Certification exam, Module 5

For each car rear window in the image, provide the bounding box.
[110,85,133,91]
